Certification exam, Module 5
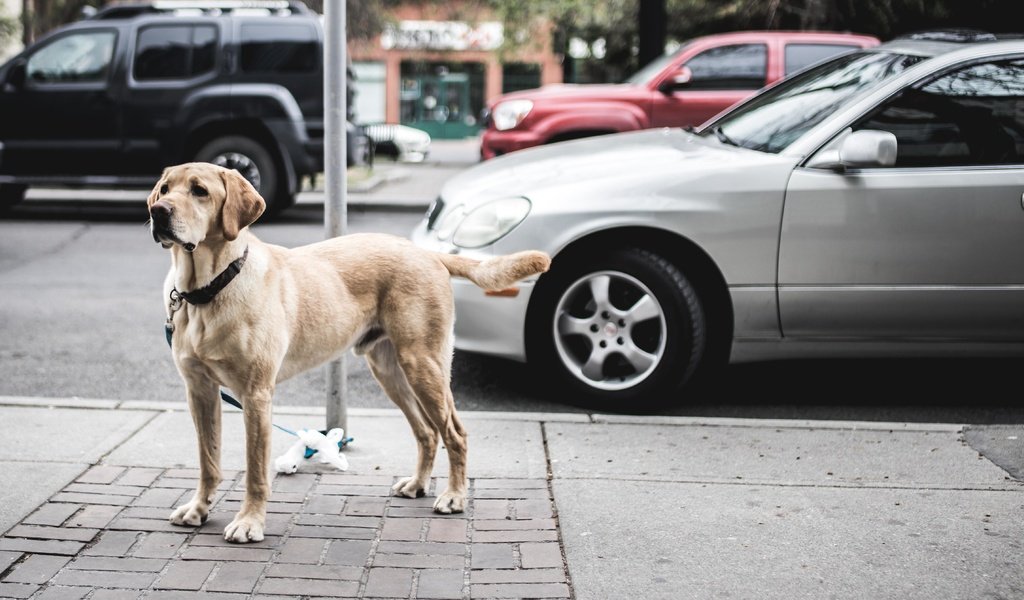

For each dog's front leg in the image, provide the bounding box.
[170,371,222,527]
[224,388,272,543]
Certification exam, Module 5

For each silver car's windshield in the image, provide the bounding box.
[703,51,924,153]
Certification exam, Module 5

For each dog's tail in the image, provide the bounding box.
[437,250,551,291]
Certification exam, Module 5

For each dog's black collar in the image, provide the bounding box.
[174,246,249,306]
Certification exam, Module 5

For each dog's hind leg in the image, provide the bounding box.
[431,401,468,514]
[394,348,468,514]
[170,367,221,527]
[366,340,439,499]
[224,387,273,543]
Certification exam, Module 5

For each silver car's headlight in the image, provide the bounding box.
[437,197,531,249]
[435,204,467,241]
[492,100,533,131]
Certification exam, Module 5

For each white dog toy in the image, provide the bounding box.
[274,428,350,474]
[273,438,309,474]
[299,428,350,471]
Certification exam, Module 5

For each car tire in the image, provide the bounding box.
[0,184,27,212]
[194,136,294,216]
[527,247,706,411]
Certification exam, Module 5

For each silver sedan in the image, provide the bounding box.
[411,32,1024,409]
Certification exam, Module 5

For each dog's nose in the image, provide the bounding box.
[150,200,172,225]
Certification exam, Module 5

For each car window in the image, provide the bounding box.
[707,51,922,154]
[623,43,693,85]
[240,23,317,73]
[26,31,116,83]
[854,58,1024,167]
[683,44,767,90]
[133,25,218,81]
[785,43,859,75]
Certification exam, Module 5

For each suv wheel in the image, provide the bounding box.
[0,184,27,212]
[527,247,706,411]
[195,136,294,215]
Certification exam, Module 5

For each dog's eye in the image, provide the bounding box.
[160,184,168,195]
[191,184,208,197]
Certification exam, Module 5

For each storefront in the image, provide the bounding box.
[349,4,562,139]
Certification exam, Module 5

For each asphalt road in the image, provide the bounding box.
[1,195,1023,425]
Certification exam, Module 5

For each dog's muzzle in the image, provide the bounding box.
[149,201,196,252]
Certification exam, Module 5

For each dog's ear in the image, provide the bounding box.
[147,167,171,209]
[220,168,267,241]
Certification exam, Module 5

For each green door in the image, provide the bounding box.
[402,73,477,139]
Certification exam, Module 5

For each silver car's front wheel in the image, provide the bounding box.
[553,271,667,391]
[528,247,707,409]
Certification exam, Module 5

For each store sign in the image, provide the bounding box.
[381,20,503,51]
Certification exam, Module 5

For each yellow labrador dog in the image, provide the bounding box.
[147,162,550,543]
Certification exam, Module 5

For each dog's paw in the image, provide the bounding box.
[432,489,466,514]
[391,476,426,499]
[169,500,209,527]
[224,513,265,544]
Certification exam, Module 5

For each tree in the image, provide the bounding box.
[0,4,19,53]
[18,0,399,46]
[637,0,665,68]
[297,0,402,39]
[21,0,101,45]
[489,0,1023,83]
[667,0,1023,41]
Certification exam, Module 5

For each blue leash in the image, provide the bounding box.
[164,325,352,458]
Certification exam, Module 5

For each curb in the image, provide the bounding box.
[0,395,964,432]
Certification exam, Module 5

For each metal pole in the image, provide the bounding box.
[324,0,347,434]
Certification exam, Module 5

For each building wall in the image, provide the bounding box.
[349,2,561,137]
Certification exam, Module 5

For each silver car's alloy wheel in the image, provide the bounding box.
[209,152,262,191]
[552,270,668,391]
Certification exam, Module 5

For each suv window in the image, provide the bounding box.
[856,58,1024,167]
[684,44,767,90]
[27,31,116,83]
[240,23,317,73]
[134,25,217,80]
[785,43,858,75]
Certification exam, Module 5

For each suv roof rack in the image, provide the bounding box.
[88,0,311,20]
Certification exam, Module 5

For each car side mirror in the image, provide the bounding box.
[806,130,898,170]
[658,66,693,94]
[4,59,26,90]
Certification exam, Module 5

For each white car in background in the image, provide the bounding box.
[412,31,1024,410]
[363,123,431,163]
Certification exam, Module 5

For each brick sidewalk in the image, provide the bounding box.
[0,466,573,599]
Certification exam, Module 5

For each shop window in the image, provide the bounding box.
[353,62,386,124]
[502,63,541,94]
[399,61,485,138]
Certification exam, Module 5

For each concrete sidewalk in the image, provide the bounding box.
[0,395,1022,599]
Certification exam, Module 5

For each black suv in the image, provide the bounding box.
[0,0,367,214]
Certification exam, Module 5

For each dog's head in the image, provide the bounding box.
[147,162,266,251]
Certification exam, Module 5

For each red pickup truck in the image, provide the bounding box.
[481,30,880,159]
